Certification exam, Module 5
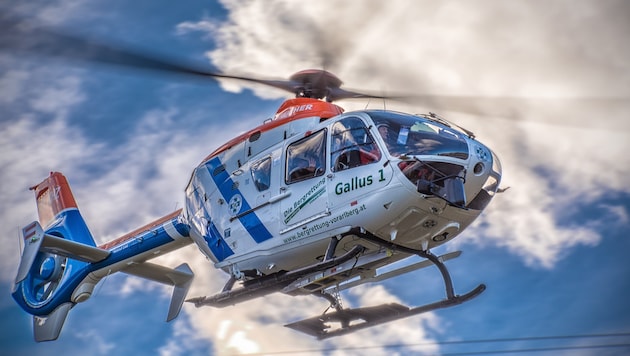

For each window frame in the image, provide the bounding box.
[285,129,328,185]
[250,156,272,192]
[330,116,381,172]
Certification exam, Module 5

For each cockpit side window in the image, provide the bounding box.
[285,129,327,184]
[251,156,271,191]
[331,117,381,172]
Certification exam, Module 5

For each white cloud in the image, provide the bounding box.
[175,18,218,39]
[74,329,115,355]
[158,316,212,356]
[330,285,441,356]
[3,0,630,353]
[600,204,629,225]
[0,69,30,104]
[29,76,86,114]
[7,0,90,26]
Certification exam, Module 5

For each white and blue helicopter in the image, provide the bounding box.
[7,26,502,342]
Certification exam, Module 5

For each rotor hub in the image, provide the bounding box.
[289,69,343,101]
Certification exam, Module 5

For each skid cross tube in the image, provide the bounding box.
[348,227,482,302]
[188,243,365,308]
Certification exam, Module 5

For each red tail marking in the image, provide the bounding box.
[23,222,38,240]
[30,172,78,228]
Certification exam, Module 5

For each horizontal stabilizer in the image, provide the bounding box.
[15,221,110,284]
[15,222,46,285]
[40,233,110,263]
[122,262,194,321]
[168,264,194,322]
[33,302,73,342]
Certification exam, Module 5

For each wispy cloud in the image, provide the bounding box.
[74,329,115,355]
[175,18,219,40]
[158,316,213,356]
[4,0,90,26]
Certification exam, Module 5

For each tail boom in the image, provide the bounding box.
[12,172,194,341]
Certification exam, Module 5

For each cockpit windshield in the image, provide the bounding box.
[368,111,469,160]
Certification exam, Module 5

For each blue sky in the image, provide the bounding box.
[1,0,629,355]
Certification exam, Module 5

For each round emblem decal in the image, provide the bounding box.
[228,194,243,216]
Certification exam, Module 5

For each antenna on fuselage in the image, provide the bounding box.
[382,87,387,111]
[16,225,23,255]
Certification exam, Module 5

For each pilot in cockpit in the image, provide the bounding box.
[377,123,390,140]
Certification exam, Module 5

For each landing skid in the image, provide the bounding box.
[286,286,484,339]
[285,227,486,339]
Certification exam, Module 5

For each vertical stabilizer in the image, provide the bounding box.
[30,172,78,229]
[33,303,73,342]
[28,172,96,247]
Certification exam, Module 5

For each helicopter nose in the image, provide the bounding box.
[416,172,467,208]
[464,146,503,210]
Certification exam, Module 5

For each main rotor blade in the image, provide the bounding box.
[0,18,299,93]
[0,19,413,102]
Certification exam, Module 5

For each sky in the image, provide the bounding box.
[1,0,629,355]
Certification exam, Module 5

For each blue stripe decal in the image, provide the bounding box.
[204,221,234,261]
[206,157,273,243]
[190,184,234,261]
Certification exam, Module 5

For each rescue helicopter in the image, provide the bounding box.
[7,24,503,342]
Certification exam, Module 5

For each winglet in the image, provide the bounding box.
[167,263,195,322]
[120,261,194,322]
[15,221,45,285]
[33,303,73,342]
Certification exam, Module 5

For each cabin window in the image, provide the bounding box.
[331,116,381,172]
[286,129,327,184]
[251,156,271,191]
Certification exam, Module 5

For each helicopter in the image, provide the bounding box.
[7,24,503,342]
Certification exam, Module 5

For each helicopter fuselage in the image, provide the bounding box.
[6,38,509,338]
[184,99,502,281]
